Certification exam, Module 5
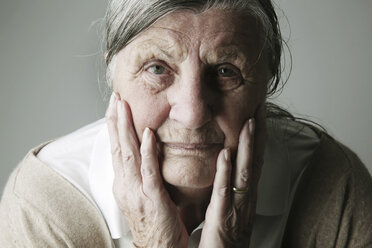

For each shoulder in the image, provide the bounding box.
[37,118,106,164]
[0,137,113,247]
[282,130,372,247]
[37,118,107,201]
[303,132,371,193]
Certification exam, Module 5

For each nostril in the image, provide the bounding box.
[169,101,212,129]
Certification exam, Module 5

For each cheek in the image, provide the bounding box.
[116,79,170,141]
[216,89,260,149]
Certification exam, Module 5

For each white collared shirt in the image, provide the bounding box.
[37,118,320,247]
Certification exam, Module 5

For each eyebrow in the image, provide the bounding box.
[158,47,174,60]
[134,39,186,61]
[214,47,239,63]
[207,45,249,67]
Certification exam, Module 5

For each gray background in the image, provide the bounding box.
[1,0,371,195]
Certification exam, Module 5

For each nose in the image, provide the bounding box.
[168,73,212,129]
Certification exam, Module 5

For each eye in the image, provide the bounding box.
[147,64,168,75]
[206,64,242,91]
[217,67,237,78]
[142,61,174,91]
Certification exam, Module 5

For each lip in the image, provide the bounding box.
[166,143,220,149]
[162,143,223,155]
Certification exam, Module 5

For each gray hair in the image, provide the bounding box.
[105,0,283,97]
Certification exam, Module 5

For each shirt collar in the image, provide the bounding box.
[89,124,131,239]
[88,119,292,238]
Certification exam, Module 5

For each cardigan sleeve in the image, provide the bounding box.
[0,150,115,248]
[282,134,372,248]
[0,169,72,247]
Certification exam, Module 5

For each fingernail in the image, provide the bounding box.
[224,148,230,162]
[249,118,255,135]
[143,127,151,141]
[141,128,152,153]
[109,92,116,105]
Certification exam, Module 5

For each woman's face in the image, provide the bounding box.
[113,9,268,190]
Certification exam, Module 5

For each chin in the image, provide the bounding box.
[161,155,217,189]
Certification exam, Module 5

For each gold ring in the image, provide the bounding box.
[232,186,249,194]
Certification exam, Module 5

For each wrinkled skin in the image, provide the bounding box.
[106,8,267,248]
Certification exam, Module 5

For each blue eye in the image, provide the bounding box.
[217,67,237,77]
[148,65,167,75]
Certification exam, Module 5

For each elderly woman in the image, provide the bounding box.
[1,0,371,247]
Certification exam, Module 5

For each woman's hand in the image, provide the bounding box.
[199,104,267,248]
[106,93,188,248]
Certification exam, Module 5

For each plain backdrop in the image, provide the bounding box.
[1,0,371,196]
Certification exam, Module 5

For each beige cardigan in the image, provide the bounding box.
[1,132,371,247]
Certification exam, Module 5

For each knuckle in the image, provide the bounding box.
[140,149,153,159]
[122,151,137,164]
[143,181,161,197]
[222,207,252,245]
[216,186,230,198]
[234,198,250,212]
[111,144,121,156]
[142,169,162,194]
[223,210,239,241]
[239,168,250,183]
[141,166,156,178]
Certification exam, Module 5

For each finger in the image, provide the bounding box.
[233,119,254,197]
[253,103,267,177]
[106,92,124,177]
[117,99,141,183]
[140,128,164,198]
[209,148,232,218]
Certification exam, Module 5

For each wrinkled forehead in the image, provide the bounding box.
[152,8,259,39]
[124,9,263,61]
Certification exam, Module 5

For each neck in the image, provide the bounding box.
[165,183,212,234]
